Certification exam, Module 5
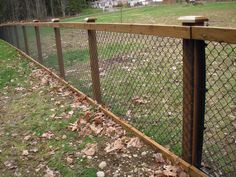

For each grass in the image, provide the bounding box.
[63,2,236,27]
[0,40,100,176]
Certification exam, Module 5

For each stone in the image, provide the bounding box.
[141,151,147,156]
[98,161,107,169]
[97,171,105,177]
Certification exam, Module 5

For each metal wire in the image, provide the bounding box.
[25,26,38,59]
[39,27,59,74]
[60,28,93,97]
[202,41,236,177]
[97,31,183,155]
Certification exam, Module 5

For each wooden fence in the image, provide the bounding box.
[0,16,235,177]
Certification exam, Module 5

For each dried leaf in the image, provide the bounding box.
[89,124,103,135]
[132,96,149,104]
[105,138,125,153]
[127,137,142,148]
[81,143,97,156]
[44,167,56,177]
[41,131,54,139]
[79,125,92,137]
[163,165,178,177]
[66,156,73,164]
[22,150,29,156]
[84,111,92,122]
[24,135,31,141]
[153,153,165,163]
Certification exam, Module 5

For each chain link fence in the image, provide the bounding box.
[0,23,235,177]
[202,41,236,177]
[97,31,183,155]
[60,28,93,97]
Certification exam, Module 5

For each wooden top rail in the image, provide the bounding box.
[192,26,236,44]
[1,22,236,43]
[0,22,190,39]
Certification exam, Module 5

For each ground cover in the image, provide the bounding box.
[0,40,190,176]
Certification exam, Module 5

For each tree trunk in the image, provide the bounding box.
[51,0,54,17]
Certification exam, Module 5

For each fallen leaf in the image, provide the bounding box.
[81,143,97,156]
[24,135,31,141]
[68,110,74,116]
[126,110,132,117]
[30,147,39,153]
[93,116,103,125]
[42,131,54,139]
[22,150,29,156]
[132,96,149,104]
[127,137,142,148]
[35,163,45,172]
[89,124,103,135]
[105,127,116,137]
[84,111,92,122]
[105,138,125,153]
[163,165,178,177]
[66,156,73,164]
[4,160,17,169]
[79,124,92,137]
[153,153,165,163]
[44,167,56,177]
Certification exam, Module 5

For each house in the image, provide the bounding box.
[91,0,166,9]
[129,0,152,7]
[91,0,122,9]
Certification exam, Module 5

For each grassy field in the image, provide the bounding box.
[63,2,236,27]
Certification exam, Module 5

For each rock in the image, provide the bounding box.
[113,173,119,177]
[133,154,138,158]
[98,161,107,169]
[97,171,105,177]
[141,151,147,156]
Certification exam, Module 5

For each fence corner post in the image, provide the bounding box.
[179,16,208,168]
[85,17,102,104]
[33,19,43,64]
[52,18,65,79]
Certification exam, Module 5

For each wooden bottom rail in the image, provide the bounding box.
[3,40,208,177]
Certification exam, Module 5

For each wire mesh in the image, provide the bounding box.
[97,31,183,155]
[16,25,25,52]
[202,41,236,177]
[60,28,93,97]
[25,26,38,59]
[39,27,59,74]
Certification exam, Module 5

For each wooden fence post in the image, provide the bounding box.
[85,17,102,104]
[22,25,29,55]
[179,16,208,168]
[13,25,20,48]
[52,18,65,79]
[34,20,43,64]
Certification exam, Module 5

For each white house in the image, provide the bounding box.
[91,0,159,9]
[91,0,119,9]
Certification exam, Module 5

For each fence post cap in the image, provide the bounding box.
[51,18,60,22]
[84,17,97,23]
[178,16,208,24]
[33,19,39,23]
